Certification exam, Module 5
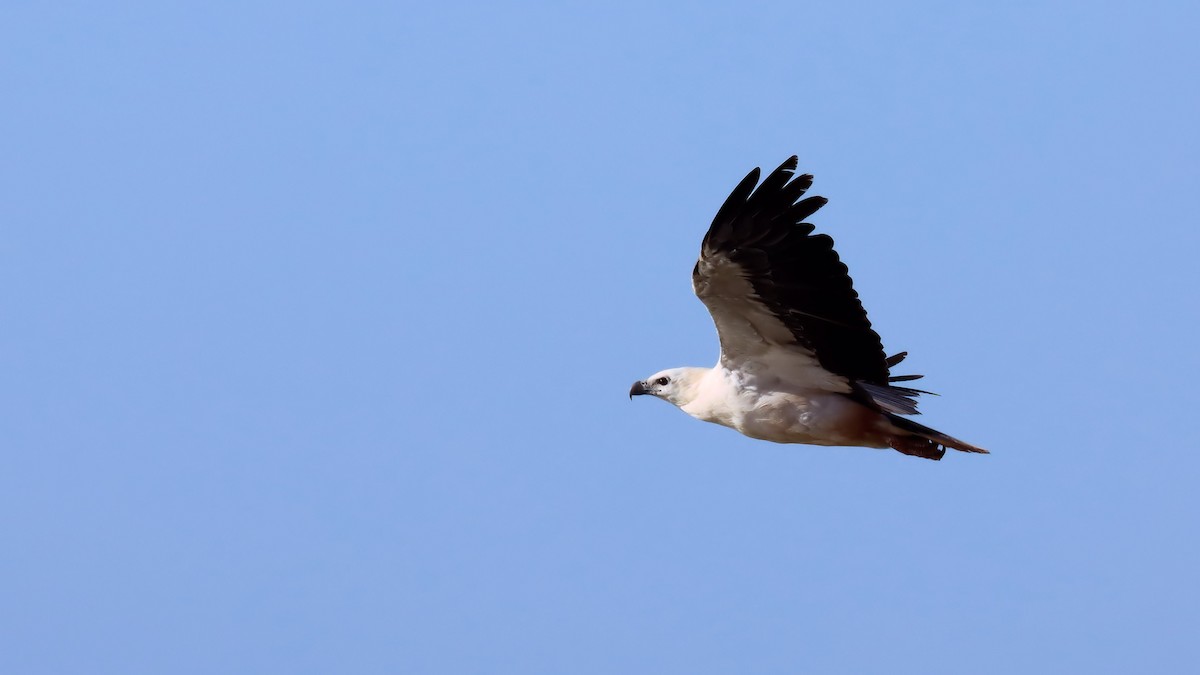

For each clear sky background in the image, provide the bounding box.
[2,2,1198,673]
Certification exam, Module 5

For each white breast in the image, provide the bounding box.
[680,366,891,448]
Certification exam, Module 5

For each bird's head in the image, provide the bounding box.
[629,367,707,407]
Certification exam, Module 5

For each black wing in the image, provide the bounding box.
[692,156,891,386]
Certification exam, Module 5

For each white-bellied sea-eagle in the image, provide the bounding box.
[629,156,986,460]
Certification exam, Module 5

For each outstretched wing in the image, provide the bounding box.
[692,156,894,395]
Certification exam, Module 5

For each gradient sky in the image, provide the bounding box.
[3,2,1198,673]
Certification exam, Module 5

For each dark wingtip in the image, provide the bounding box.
[705,166,763,242]
[763,156,799,183]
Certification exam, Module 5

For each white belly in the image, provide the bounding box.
[687,389,891,448]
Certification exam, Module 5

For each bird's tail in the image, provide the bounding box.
[884,413,989,461]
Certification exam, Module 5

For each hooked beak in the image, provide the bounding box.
[629,380,648,400]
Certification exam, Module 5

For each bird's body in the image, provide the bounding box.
[643,364,901,448]
[630,156,986,460]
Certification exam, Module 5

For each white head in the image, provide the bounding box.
[628,367,709,407]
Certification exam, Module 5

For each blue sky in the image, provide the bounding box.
[2,1,1198,673]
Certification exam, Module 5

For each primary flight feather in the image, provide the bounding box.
[629,156,986,460]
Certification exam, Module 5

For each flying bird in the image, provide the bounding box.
[629,156,986,460]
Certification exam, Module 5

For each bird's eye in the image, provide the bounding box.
[656,377,670,386]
